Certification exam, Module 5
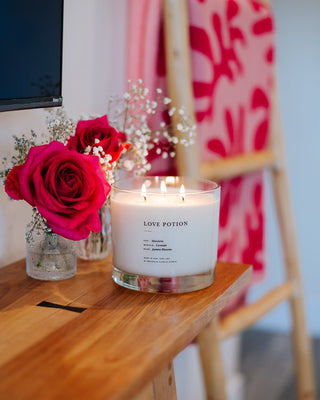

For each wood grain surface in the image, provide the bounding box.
[0,256,251,400]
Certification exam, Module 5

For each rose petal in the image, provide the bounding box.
[5,165,24,200]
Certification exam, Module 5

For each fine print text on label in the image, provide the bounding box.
[143,240,176,264]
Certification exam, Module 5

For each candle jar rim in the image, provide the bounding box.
[111,176,220,196]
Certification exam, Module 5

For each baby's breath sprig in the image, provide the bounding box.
[46,107,76,144]
[0,131,38,185]
[107,79,197,176]
[82,140,117,185]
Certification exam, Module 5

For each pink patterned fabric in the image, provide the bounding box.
[126,0,275,287]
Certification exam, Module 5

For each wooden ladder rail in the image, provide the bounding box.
[163,0,316,399]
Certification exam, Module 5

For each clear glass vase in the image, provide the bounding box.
[77,201,112,260]
[26,209,77,281]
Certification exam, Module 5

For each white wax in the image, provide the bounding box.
[111,189,220,277]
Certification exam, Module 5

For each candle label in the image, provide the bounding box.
[111,191,220,277]
[142,220,190,264]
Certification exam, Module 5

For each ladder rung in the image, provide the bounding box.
[200,149,278,181]
[219,281,295,339]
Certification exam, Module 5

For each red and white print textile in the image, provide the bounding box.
[126,0,275,293]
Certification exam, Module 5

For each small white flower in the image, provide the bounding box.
[156,88,162,94]
[164,97,172,105]
[156,148,162,155]
[172,137,179,144]
[168,107,176,116]
[123,159,134,171]
[162,152,168,159]
[93,147,99,155]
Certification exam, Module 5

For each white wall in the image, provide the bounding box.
[0,0,319,337]
[249,0,320,336]
[0,0,127,268]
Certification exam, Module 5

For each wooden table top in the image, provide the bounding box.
[0,256,251,400]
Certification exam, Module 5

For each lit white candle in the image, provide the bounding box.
[111,178,220,282]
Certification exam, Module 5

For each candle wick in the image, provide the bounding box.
[141,183,147,202]
[179,184,185,203]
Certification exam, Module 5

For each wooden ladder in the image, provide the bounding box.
[163,0,316,399]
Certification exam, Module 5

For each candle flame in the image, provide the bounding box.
[160,180,167,194]
[179,184,185,202]
[141,183,147,202]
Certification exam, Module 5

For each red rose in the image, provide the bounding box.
[5,141,111,240]
[67,115,130,164]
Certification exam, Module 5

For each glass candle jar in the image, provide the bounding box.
[110,176,220,293]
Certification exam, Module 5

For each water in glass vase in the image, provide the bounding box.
[25,210,77,281]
